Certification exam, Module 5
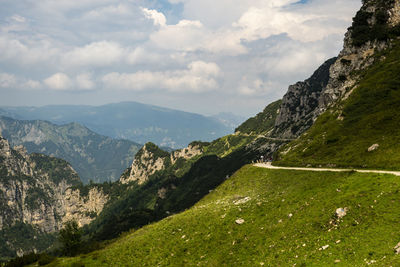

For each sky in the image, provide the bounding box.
[0,0,361,117]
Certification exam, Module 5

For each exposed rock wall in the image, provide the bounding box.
[120,143,169,185]
[0,135,108,233]
[62,187,109,227]
[120,142,203,185]
[0,136,76,233]
[273,58,336,138]
[272,0,399,139]
[170,144,202,165]
[389,0,400,26]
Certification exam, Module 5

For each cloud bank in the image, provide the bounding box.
[0,0,361,116]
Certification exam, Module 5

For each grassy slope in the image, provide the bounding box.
[235,100,282,135]
[82,135,269,242]
[54,99,279,246]
[54,166,400,266]
[276,41,400,170]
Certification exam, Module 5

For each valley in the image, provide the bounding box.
[1,0,400,266]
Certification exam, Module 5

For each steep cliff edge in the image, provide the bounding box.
[0,137,80,234]
[274,0,400,168]
[273,0,400,139]
[0,135,109,259]
[120,143,171,185]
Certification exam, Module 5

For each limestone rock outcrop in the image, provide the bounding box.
[120,142,169,185]
[170,144,203,165]
[273,0,400,139]
[62,187,109,227]
[0,134,109,257]
[120,142,203,185]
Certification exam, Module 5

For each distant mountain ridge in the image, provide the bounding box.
[54,1,400,265]
[0,116,141,183]
[0,102,232,149]
[212,112,246,130]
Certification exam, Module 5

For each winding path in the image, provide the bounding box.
[254,162,400,176]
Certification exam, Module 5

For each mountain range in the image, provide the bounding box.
[2,0,400,265]
[0,116,140,184]
[0,102,240,149]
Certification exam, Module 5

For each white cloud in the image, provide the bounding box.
[188,61,220,77]
[0,0,362,115]
[0,73,17,88]
[11,15,26,23]
[23,80,41,89]
[63,41,124,67]
[142,8,166,26]
[102,61,221,93]
[44,73,72,90]
[0,36,54,66]
[0,72,42,90]
[35,0,114,12]
[83,4,132,19]
[238,78,274,96]
[126,47,162,65]
[149,19,204,51]
[44,73,96,90]
[76,73,95,90]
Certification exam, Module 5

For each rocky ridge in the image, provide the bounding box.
[273,0,400,139]
[0,135,109,257]
[170,143,203,165]
[121,142,203,185]
[0,116,140,184]
[62,187,109,227]
[120,142,169,185]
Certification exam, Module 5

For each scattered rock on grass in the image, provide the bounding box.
[235,218,245,225]
[368,144,379,152]
[335,208,348,219]
[394,242,400,254]
[320,245,329,250]
[233,197,251,205]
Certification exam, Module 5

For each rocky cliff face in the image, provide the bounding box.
[63,187,109,227]
[273,58,336,138]
[120,142,203,185]
[0,136,78,233]
[120,142,170,185]
[273,0,400,139]
[0,135,109,258]
[170,144,203,165]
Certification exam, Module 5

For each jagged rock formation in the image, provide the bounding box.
[0,136,79,233]
[120,142,204,185]
[0,116,140,183]
[120,143,170,185]
[273,59,336,138]
[0,135,110,258]
[273,0,400,139]
[170,143,203,165]
[63,187,109,227]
